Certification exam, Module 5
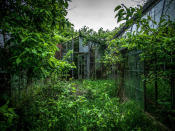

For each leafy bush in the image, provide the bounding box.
[6,80,163,131]
[0,101,17,130]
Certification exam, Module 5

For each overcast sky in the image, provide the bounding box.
[67,0,144,31]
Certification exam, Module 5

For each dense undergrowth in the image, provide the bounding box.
[1,80,162,131]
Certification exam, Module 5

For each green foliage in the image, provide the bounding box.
[0,0,75,82]
[15,80,120,130]
[0,0,70,32]
[107,3,175,80]
[107,19,175,77]
[114,4,142,25]
[79,26,116,50]
[0,1,174,130]
[119,101,162,131]
[78,26,121,69]
[8,80,162,130]
[0,101,17,130]
[109,3,175,129]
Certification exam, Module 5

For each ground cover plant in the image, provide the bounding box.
[0,80,164,131]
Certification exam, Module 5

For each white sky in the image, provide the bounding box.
[67,0,144,31]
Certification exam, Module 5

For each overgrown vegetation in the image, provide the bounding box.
[0,0,175,130]
[104,3,175,129]
[0,0,75,86]
[0,80,163,130]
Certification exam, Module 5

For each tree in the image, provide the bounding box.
[0,0,74,85]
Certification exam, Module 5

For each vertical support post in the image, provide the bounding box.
[155,54,158,107]
[155,73,158,106]
[66,42,67,56]
[101,63,103,79]
[117,62,125,100]
[171,75,175,109]
[84,54,86,79]
[112,63,115,80]
[155,74,158,107]
[72,37,74,78]
[87,53,90,79]
[171,52,175,109]
[81,55,82,79]
[161,0,166,19]
[78,54,79,79]
[144,60,147,111]
[2,32,5,48]
[95,49,96,80]
[112,63,113,79]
